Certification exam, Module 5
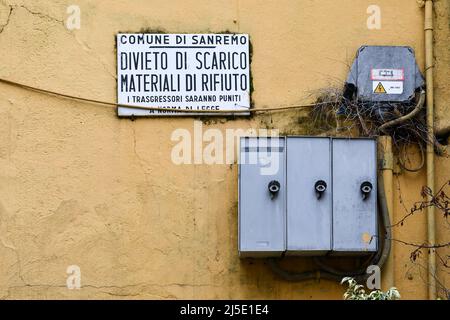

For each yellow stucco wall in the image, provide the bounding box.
[0,0,448,299]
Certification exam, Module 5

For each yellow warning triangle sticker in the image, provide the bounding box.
[374,82,387,93]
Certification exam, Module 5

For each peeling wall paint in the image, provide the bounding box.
[0,0,448,299]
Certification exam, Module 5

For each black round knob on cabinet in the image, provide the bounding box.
[360,181,373,200]
[268,180,281,199]
[314,180,327,199]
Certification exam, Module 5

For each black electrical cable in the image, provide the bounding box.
[398,142,425,173]
[0,77,324,114]
[268,173,392,283]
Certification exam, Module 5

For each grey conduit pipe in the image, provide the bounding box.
[378,90,426,135]
[424,0,437,300]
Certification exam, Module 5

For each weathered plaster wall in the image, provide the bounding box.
[0,0,448,299]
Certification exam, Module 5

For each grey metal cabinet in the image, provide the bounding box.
[238,136,378,258]
[332,139,378,254]
[286,137,332,255]
[238,137,286,257]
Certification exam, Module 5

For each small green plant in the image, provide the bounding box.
[341,277,401,300]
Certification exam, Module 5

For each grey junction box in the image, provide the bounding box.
[238,136,378,258]
[346,46,424,103]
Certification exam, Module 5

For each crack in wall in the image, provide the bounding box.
[0,3,116,81]
[73,33,117,80]
[0,236,28,290]
[0,282,220,299]
[131,123,159,208]
[16,4,63,24]
[0,5,12,33]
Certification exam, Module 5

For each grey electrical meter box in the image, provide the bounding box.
[238,137,286,257]
[346,46,424,103]
[332,138,378,254]
[286,137,332,255]
[238,136,378,258]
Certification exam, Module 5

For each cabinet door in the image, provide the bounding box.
[332,139,378,254]
[239,137,286,257]
[286,137,332,255]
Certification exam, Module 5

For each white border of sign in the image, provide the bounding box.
[116,33,251,117]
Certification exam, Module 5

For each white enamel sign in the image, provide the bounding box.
[371,68,404,81]
[117,33,251,116]
[372,81,404,95]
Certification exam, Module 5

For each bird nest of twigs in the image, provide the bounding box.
[308,87,436,171]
